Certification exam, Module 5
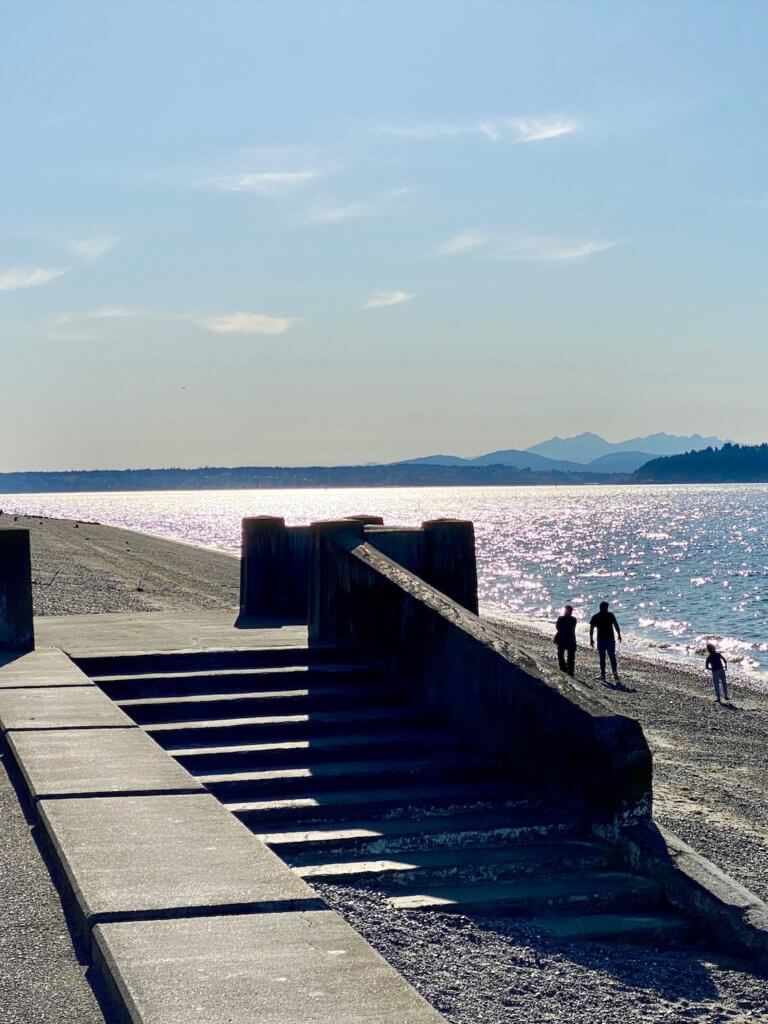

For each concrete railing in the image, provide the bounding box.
[308,521,652,829]
[0,528,34,652]
[240,515,478,620]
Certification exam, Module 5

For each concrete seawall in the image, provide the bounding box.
[308,522,652,828]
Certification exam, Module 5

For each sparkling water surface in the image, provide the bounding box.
[5,484,768,682]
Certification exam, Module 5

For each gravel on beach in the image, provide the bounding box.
[4,513,768,1023]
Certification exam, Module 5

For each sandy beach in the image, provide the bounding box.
[5,513,768,1022]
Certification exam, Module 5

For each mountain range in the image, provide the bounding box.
[396,432,727,476]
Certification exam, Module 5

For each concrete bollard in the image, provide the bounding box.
[344,515,385,525]
[308,520,365,645]
[0,529,34,651]
[422,519,479,614]
[240,516,310,620]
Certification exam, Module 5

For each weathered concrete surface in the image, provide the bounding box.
[0,646,92,689]
[310,529,651,827]
[8,727,203,801]
[39,793,321,940]
[36,609,307,657]
[0,528,34,651]
[0,685,135,732]
[93,909,446,1024]
[621,820,768,965]
[0,750,107,1024]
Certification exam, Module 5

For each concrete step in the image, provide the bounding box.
[117,684,408,724]
[198,756,492,799]
[262,808,578,863]
[228,782,516,827]
[146,708,422,747]
[388,871,663,916]
[168,730,459,772]
[98,664,380,699]
[529,912,696,947]
[294,840,616,887]
[77,644,347,679]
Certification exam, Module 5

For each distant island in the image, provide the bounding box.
[3,435,765,495]
[634,443,768,483]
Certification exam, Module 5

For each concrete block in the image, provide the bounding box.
[0,686,135,732]
[0,647,93,689]
[0,528,34,651]
[422,519,478,614]
[92,909,446,1024]
[8,728,203,801]
[39,794,320,941]
[240,517,310,619]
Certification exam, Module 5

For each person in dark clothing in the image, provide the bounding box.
[554,604,578,676]
[705,643,730,703]
[589,601,622,683]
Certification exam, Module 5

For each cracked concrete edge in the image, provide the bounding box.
[620,819,768,964]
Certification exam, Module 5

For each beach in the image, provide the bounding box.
[5,513,768,1022]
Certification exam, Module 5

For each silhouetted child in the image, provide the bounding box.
[705,643,729,703]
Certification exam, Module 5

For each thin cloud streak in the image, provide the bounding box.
[382,116,579,143]
[68,236,119,261]
[299,187,412,225]
[53,307,141,325]
[433,230,491,256]
[0,267,68,291]
[434,231,615,262]
[203,170,322,194]
[363,290,413,309]
[198,312,297,335]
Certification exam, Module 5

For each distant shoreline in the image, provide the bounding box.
[0,463,627,494]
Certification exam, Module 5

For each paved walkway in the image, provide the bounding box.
[36,609,306,657]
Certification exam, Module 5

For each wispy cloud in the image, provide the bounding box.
[53,306,141,325]
[68,236,119,261]
[432,230,491,256]
[298,187,412,226]
[203,170,322,195]
[0,266,68,291]
[198,312,297,335]
[363,290,413,309]
[382,116,579,143]
[433,231,614,262]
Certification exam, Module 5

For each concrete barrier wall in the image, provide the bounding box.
[239,517,310,619]
[240,515,478,620]
[309,523,652,828]
[0,528,34,651]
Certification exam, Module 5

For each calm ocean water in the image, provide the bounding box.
[5,484,768,683]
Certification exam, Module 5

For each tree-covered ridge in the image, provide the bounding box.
[635,443,768,482]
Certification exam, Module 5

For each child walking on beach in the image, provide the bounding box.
[705,643,729,703]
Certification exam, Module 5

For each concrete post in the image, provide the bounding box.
[344,515,385,525]
[422,519,479,614]
[0,529,34,651]
[308,520,365,646]
[239,516,287,619]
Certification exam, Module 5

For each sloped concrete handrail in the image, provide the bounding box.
[309,522,652,828]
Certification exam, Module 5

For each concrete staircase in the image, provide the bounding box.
[85,644,695,949]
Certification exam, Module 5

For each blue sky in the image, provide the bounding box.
[2,1,767,470]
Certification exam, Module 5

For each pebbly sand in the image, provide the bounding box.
[5,512,768,1022]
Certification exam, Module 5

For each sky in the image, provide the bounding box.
[2,1,767,471]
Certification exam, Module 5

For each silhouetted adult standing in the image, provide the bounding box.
[554,604,577,676]
[590,600,622,683]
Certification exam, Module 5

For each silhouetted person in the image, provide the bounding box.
[705,643,730,703]
[554,604,577,676]
[590,601,622,683]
